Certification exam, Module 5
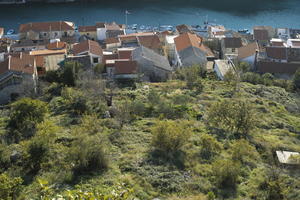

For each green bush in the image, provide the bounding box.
[199,134,222,160]
[207,99,256,137]
[7,98,48,142]
[293,68,300,91]
[151,120,191,157]
[0,173,23,200]
[212,158,241,188]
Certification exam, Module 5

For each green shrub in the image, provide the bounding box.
[0,173,23,200]
[207,99,256,137]
[199,134,222,160]
[151,120,191,157]
[7,98,48,142]
[293,68,300,91]
[212,158,240,188]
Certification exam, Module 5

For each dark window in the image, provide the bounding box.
[93,57,99,63]
[64,32,68,37]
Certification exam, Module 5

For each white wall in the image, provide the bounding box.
[97,28,107,41]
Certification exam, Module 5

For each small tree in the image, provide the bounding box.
[230,139,259,165]
[207,99,256,138]
[7,98,48,142]
[212,159,241,188]
[199,133,222,160]
[151,120,191,157]
[293,68,300,91]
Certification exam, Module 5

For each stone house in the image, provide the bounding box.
[73,40,103,66]
[19,21,75,40]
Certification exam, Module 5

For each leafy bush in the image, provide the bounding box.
[151,120,191,157]
[69,134,108,175]
[0,173,23,200]
[7,98,48,142]
[293,68,300,91]
[199,134,222,160]
[207,99,256,137]
[212,159,241,188]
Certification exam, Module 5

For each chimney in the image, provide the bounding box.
[20,52,22,59]
[8,55,11,70]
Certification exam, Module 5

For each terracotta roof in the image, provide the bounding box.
[175,32,214,57]
[73,40,103,56]
[105,22,122,30]
[96,22,105,28]
[266,47,287,60]
[174,32,202,52]
[30,49,66,56]
[176,24,192,34]
[19,21,75,33]
[46,41,66,50]
[223,37,243,48]
[78,25,97,32]
[105,37,120,44]
[102,53,118,64]
[0,53,44,75]
[115,60,137,74]
[254,29,269,41]
[118,49,133,59]
[258,61,300,74]
[238,42,258,59]
[137,35,161,50]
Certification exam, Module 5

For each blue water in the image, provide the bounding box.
[0,0,300,32]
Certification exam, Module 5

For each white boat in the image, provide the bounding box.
[7,29,15,35]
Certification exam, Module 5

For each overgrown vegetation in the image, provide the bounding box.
[0,62,299,199]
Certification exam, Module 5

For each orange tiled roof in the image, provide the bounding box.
[19,21,74,33]
[137,35,161,50]
[46,41,66,50]
[0,53,44,75]
[78,25,97,32]
[73,40,103,56]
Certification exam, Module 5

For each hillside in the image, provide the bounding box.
[0,66,300,200]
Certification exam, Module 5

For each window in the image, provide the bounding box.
[232,48,236,53]
[93,57,99,63]
[43,33,47,36]
[55,32,58,37]
[64,32,67,37]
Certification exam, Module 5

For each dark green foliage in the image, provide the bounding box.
[293,68,300,90]
[207,99,256,137]
[0,173,23,200]
[7,98,47,142]
[44,61,83,86]
[199,133,222,160]
[212,159,241,188]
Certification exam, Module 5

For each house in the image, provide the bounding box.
[237,42,259,68]
[276,28,290,40]
[276,151,300,165]
[174,32,214,67]
[30,44,67,72]
[105,37,121,50]
[137,34,162,54]
[19,21,75,40]
[176,24,193,34]
[213,59,236,80]
[221,37,243,59]
[164,35,177,64]
[78,25,97,41]
[253,26,275,46]
[73,40,103,66]
[96,22,125,41]
[11,39,49,52]
[208,25,226,39]
[0,28,4,38]
[132,46,172,82]
[0,53,43,104]
[257,61,300,75]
